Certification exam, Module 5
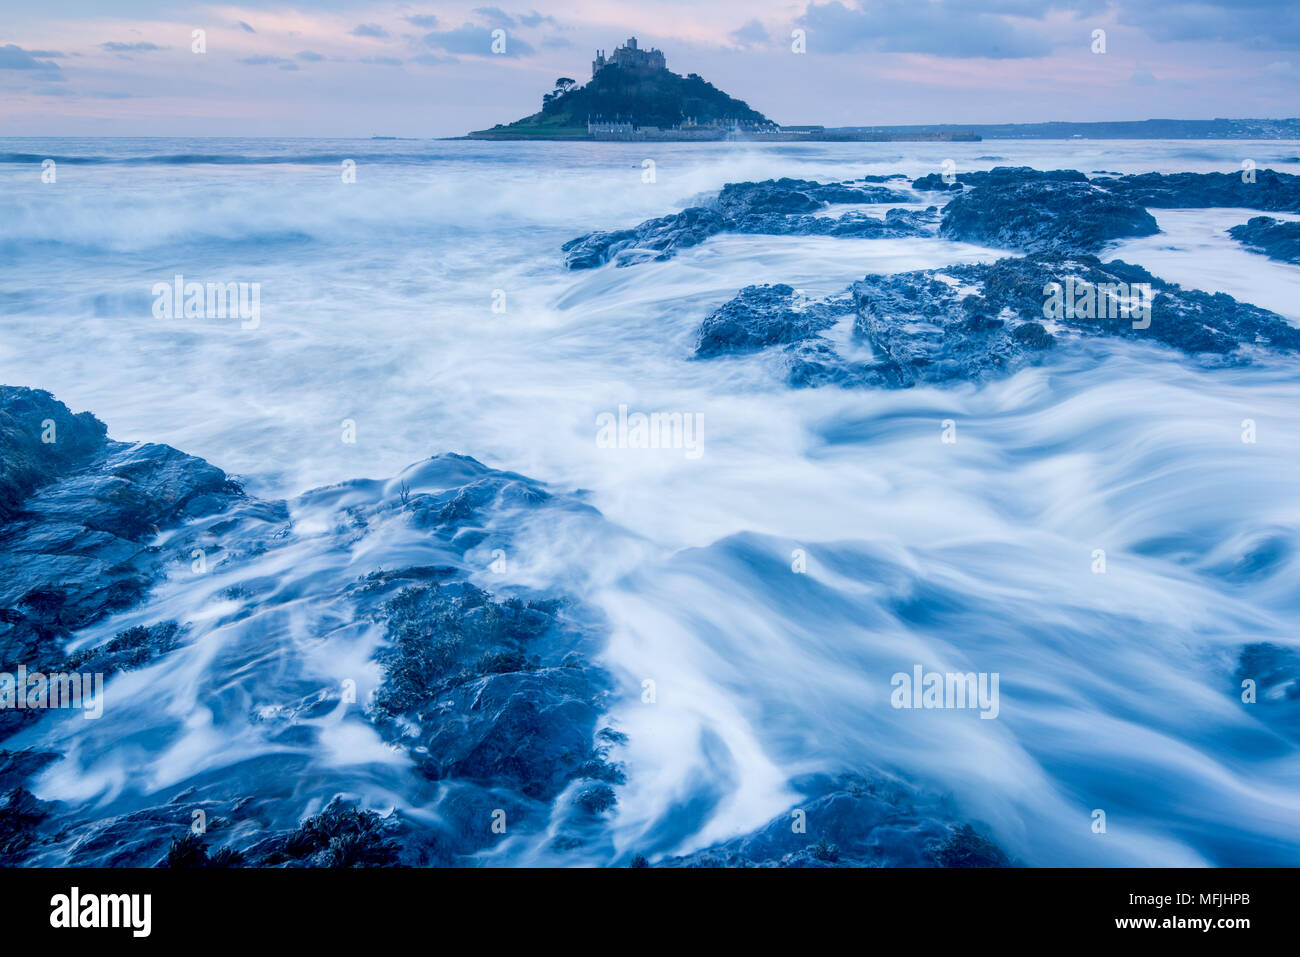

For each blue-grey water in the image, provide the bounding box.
[2,137,1299,865]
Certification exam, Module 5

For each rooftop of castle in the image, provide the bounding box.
[592,37,666,77]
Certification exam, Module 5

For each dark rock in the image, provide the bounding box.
[366,580,614,803]
[850,255,1300,387]
[0,387,283,745]
[561,207,725,268]
[716,177,908,219]
[563,176,922,268]
[912,166,1088,191]
[1228,216,1300,264]
[658,774,1011,868]
[693,284,849,358]
[939,179,1159,254]
[0,386,107,522]
[730,205,936,240]
[1097,169,1300,212]
[928,823,1012,867]
[700,255,1300,390]
[64,621,182,675]
[269,799,400,868]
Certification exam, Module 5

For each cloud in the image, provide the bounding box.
[518,12,559,28]
[729,19,770,49]
[542,36,573,49]
[473,7,516,29]
[100,41,166,52]
[412,52,458,65]
[405,14,439,28]
[799,1,1052,58]
[1130,69,1157,85]
[237,20,256,34]
[239,55,294,66]
[360,56,403,66]
[350,23,391,39]
[0,44,62,70]
[1114,0,1300,49]
[296,50,326,61]
[423,24,535,57]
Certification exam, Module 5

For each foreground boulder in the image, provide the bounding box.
[1228,216,1300,264]
[0,387,621,865]
[0,386,270,737]
[563,176,927,268]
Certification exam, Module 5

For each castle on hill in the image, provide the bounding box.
[591,37,666,78]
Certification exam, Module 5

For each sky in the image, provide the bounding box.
[1,0,1297,136]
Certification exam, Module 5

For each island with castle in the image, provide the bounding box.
[465,38,979,142]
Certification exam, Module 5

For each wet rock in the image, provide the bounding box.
[716,177,908,219]
[0,787,53,862]
[0,389,620,866]
[939,179,1159,254]
[560,207,725,268]
[254,798,400,868]
[928,823,1013,867]
[0,387,277,744]
[693,283,850,358]
[1097,169,1300,212]
[730,205,936,240]
[1228,216,1300,264]
[697,255,1300,390]
[912,166,1088,192]
[852,255,1299,386]
[563,177,924,268]
[366,580,615,803]
[63,621,182,675]
[656,774,1011,868]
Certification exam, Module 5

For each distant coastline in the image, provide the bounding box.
[459,128,982,142]
[460,116,1300,144]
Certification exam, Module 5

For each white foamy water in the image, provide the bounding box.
[2,137,1299,865]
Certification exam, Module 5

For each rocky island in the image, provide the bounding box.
[466,38,979,142]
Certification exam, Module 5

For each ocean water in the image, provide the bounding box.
[2,137,1299,865]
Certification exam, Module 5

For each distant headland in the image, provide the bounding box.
[463,38,979,142]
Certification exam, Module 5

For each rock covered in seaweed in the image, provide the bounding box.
[1228,216,1300,264]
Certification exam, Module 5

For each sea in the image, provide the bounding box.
[1,137,1298,865]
